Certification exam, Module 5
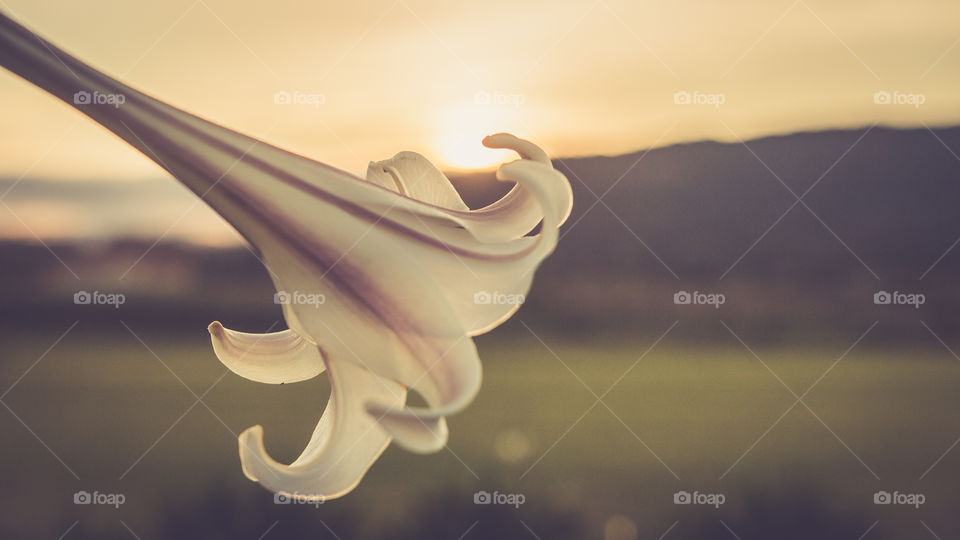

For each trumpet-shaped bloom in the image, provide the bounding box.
[0,11,572,499]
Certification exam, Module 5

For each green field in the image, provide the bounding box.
[1,330,958,539]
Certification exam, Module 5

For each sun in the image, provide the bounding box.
[435,131,509,170]
[433,105,518,171]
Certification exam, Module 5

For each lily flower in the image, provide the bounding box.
[0,11,572,499]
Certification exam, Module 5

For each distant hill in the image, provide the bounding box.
[548,126,960,281]
[3,126,960,342]
[449,126,960,341]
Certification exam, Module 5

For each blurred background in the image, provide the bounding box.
[1,0,960,538]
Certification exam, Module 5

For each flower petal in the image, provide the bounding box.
[365,151,469,211]
[418,155,574,336]
[362,133,570,245]
[254,235,484,453]
[247,142,568,454]
[239,353,406,499]
[207,321,325,384]
[364,335,481,453]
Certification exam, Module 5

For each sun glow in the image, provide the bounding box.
[433,105,518,171]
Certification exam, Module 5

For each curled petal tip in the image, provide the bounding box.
[482,132,512,147]
[208,323,325,384]
[234,357,405,500]
[207,320,224,336]
[238,425,266,482]
[483,133,550,164]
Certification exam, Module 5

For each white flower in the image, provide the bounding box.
[0,11,572,500]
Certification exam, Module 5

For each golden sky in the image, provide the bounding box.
[0,0,958,180]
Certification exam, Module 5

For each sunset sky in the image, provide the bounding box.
[0,0,958,181]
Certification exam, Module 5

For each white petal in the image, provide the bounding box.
[255,239,484,453]
[422,157,574,336]
[362,133,569,245]
[207,322,325,384]
[239,354,406,499]
[364,336,481,453]
[365,151,469,211]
